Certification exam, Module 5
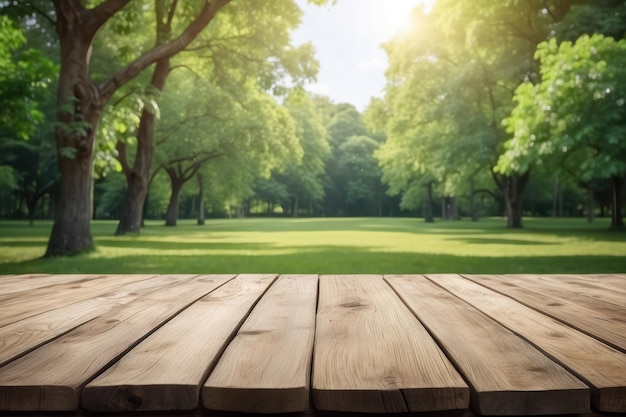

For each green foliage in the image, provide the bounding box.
[0,15,57,139]
[499,35,626,182]
[0,166,18,197]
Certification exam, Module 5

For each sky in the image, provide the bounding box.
[292,0,435,111]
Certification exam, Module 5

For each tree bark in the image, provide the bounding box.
[45,2,105,256]
[610,175,624,230]
[115,72,164,235]
[495,171,530,229]
[165,177,183,227]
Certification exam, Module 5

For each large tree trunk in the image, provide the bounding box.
[115,65,164,235]
[165,179,183,227]
[46,5,101,256]
[610,175,624,230]
[504,172,529,228]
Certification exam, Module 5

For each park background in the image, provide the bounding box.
[0,0,625,273]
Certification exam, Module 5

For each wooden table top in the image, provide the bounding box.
[0,273,624,416]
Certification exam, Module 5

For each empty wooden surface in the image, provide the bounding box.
[0,274,156,327]
[312,275,469,413]
[0,274,194,367]
[82,274,276,412]
[0,275,232,411]
[203,275,318,413]
[0,273,624,416]
[426,274,626,412]
[464,274,626,352]
[386,275,590,416]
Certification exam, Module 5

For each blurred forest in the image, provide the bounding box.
[0,0,625,256]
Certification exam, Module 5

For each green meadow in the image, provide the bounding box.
[0,217,624,275]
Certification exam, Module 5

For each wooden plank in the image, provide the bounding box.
[0,275,196,367]
[312,275,469,413]
[0,274,53,296]
[427,274,626,413]
[202,274,318,413]
[0,274,96,301]
[0,274,233,411]
[0,274,157,327]
[523,274,626,308]
[82,274,277,412]
[464,274,626,352]
[386,275,590,416]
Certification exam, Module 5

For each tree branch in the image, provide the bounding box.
[98,0,232,102]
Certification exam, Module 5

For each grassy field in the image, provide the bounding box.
[0,217,625,274]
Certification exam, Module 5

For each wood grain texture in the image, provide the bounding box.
[0,274,73,298]
[463,274,626,352]
[203,274,318,413]
[0,275,232,411]
[82,274,277,412]
[0,274,194,367]
[529,274,626,307]
[0,274,156,326]
[427,274,626,412]
[386,275,590,416]
[312,275,469,413]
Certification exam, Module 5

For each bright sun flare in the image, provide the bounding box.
[367,0,435,41]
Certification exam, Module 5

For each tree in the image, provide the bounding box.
[499,35,626,229]
[267,90,329,217]
[37,0,246,256]
[376,1,578,227]
[152,72,301,226]
[113,0,321,235]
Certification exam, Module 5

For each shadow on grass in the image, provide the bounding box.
[1,245,624,275]
[448,238,556,246]
[94,239,267,251]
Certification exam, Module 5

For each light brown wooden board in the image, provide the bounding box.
[0,274,110,301]
[526,274,626,308]
[0,275,232,411]
[312,275,469,413]
[0,274,157,327]
[493,274,626,313]
[0,274,67,298]
[559,274,626,295]
[464,274,626,352]
[426,274,626,413]
[82,274,277,412]
[202,274,318,413]
[0,274,195,367]
[386,275,590,416]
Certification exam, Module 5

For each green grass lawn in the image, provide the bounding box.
[0,217,625,274]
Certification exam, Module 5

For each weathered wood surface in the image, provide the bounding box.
[513,274,626,307]
[0,274,157,327]
[203,275,318,413]
[464,274,626,352]
[0,273,624,416]
[0,275,232,411]
[312,275,469,413]
[426,274,626,413]
[0,274,195,367]
[82,274,276,412]
[386,275,590,416]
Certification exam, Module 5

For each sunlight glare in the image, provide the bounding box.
[367,0,436,42]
